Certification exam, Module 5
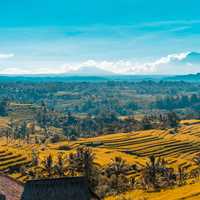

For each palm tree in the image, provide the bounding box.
[191,154,200,181]
[54,153,65,177]
[31,150,39,178]
[67,152,77,176]
[106,156,129,193]
[178,166,187,186]
[7,119,15,140]
[141,155,162,190]
[43,154,54,177]
[142,155,177,190]
[67,146,99,191]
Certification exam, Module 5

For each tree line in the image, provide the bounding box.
[19,147,200,199]
[0,109,180,143]
[0,81,200,117]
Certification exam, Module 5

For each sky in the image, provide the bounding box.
[0,0,200,75]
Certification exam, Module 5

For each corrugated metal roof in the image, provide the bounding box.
[21,177,91,200]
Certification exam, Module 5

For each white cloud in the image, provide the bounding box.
[0,52,190,75]
[138,52,190,73]
[0,53,14,59]
[60,52,190,74]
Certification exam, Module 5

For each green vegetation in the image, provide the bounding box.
[0,80,197,139]
[1,79,200,199]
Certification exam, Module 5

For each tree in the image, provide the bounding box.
[191,94,198,104]
[31,150,40,178]
[167,112,180,128]
[43,154,54,177]
[191,154,200,181]
[141,155,176,190]
[62,112,78,138]
[7,120,28,140]
[27,122,36,143]
[7,119,16,140]
[178,166,188,186]
[0,99,8,116]
[141,115,153,130]
[106,157,129,193]
[141,155,162,190]
[54,153,65,177]
[36,101,48,128]
[32,150,39,167]
[67,147,99,191]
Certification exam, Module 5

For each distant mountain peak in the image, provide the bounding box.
[185,52,200,63]
[188,51,200,56]
[66,66,115,76]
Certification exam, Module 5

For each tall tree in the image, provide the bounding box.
[54,153,65,177]
[106,156,129,193]
[67,147,99,191]
[43,154,54,177]
[0,99,8,116]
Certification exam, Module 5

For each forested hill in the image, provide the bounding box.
[0,75,166,83]
[1,73,200,82]
[0,79,200,138]
[164,73,200,82]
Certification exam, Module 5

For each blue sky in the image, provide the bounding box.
[0,0,200,74]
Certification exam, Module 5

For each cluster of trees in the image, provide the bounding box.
[5,120,30,142]
[1,109,179,143]
[48,110,180,139]
[0,119,36,144]
[141,112,180,130]
[21,147,200,199]
[153,94,200,110]
[0,80,198,140]
[23,147,134,198]
[0,81,200,118]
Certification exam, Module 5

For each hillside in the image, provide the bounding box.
[165,73,200,82]
[50,119,200,168]
[0,119,200,199]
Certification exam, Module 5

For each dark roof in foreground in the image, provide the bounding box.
[21,176,92,200]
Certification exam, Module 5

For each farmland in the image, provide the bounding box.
[50,120,200,167]
[106,182,200,200]
[0,119,200,199]
[1,80,200,199]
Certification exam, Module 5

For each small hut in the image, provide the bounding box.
[21,177,93,200]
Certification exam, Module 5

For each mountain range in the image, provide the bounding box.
[157,52,200,74]
[66,66,115,76]
[64,52,200,76]
[181,52,200,64]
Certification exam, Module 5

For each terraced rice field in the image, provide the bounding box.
[0,149,30,171]
[0,141,32,182]
[105,182,200,200]
[49,121,200,169]
[0,119,200,199]
[0,120,200,177]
